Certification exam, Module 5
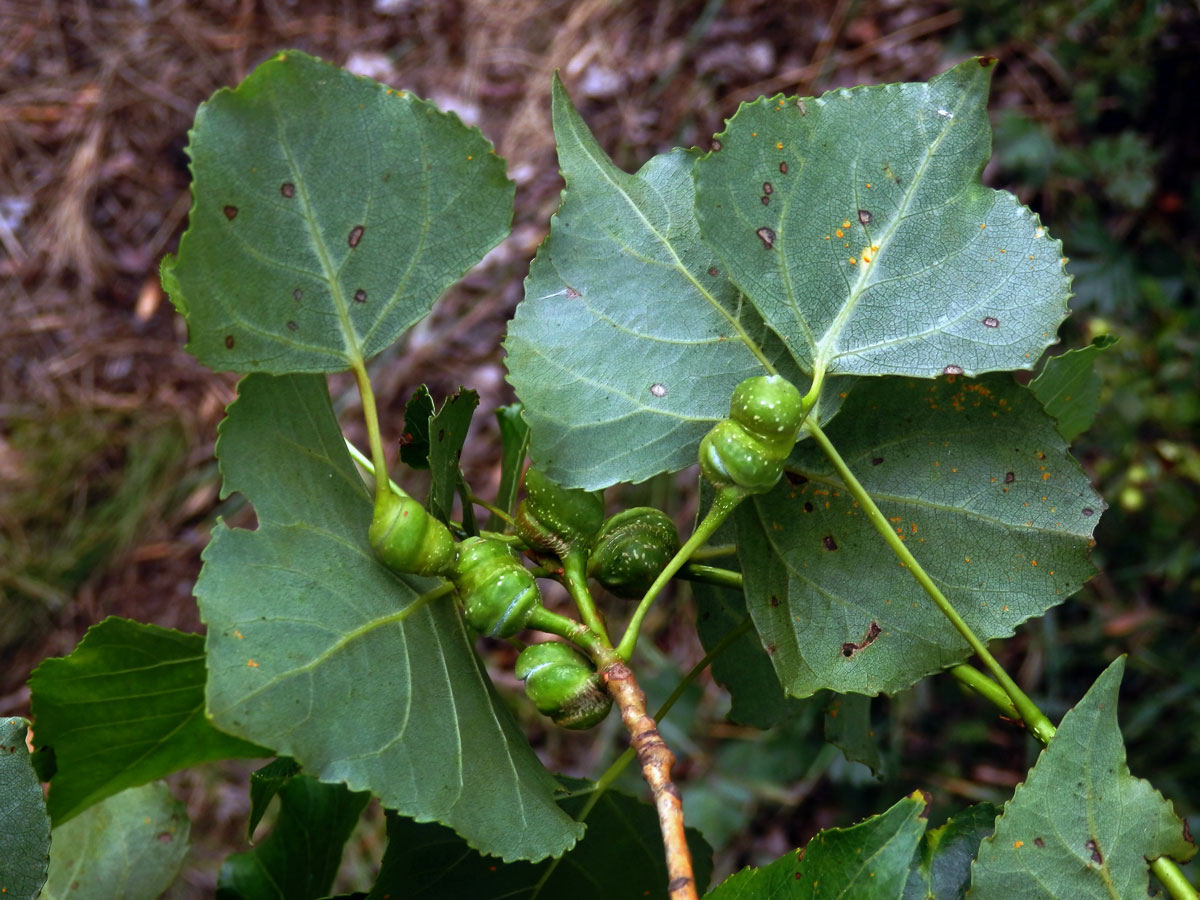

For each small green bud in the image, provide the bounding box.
[588,507,680,598]
[369,490,456,577]
[515,642,612,729]
[452,537,542,638]
[515,468,605,555]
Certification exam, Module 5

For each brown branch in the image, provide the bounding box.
[602,661,697,900]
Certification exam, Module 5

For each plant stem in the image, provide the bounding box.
[538,618,755,897]
[470,493,516,527]
[1153,859,1200,900]
[454,474,479,536]
[804,420,1055,744]
[561,549,612,648]
[949,664,1018,719]
[678,564,743,591]
[526,606,607,659]
[351,358,391,503]
[602,660,697,900]
[615,486,744,661]
[686,543,736,561]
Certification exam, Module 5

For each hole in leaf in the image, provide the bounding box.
[822,535,838,551]
[756,227,776,249]
[354,289,367,303]
[281,183,295,198]
[857,209,872,225]
[348,225,365,248]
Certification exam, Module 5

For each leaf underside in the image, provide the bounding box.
[505,75,843,490]
[164,50,513,374]
[970,658,1196,898]
[0,717,50,900]
[738,374,1103,697]
[41,782,190,900]
[695,57,1071,381]
[197,372,581,863]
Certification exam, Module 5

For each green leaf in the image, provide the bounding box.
[41,782,189,900]
[505,74,826,489]
[198,372,582,862]
[427,388,479,526]
[489,402,530,529]
[398,385,435,469]
[1029,334,1118,442]
[901,803,997,900]
[365,785,714,899]
[218,775,369,900]
[28,616,267,825]
[824,693,882,776]
[247,758,301,841]
[0,717,50,900]
[704,792,927,899]
[694,58,1070,381]
[738,375,1103,697]
[693,581,800,729]
[163,50,513,374]
[970,658,1196,899]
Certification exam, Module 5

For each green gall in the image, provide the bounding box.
[588,507,680,598]
[729,375,804,453]
[452,536,542,638]
[699,375,803,494]
[515,467,605,555]
[369,490,457,577]
[515,642,612,729]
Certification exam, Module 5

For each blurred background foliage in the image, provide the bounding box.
[0,0,1195,894]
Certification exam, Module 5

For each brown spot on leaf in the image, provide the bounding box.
[711,139,722,152]
[223,205,238,220]
[841,621,882,657]
[1086,839,1103,865]
[293,288,302,302]
[770,595,780,607]
[1082,507,1094,516]
[761,195,770,205]
[286,320,298,331]
[354,289,367,303]
[823,535,838,551]
[763,182,774,195]
[280,182,295,198]
[872,457,884,466]
[224,334,235,349]
[779,161,788,174]
[708,267,719,277]
[1034,837,1045,848]
[1005,471,1016,484]
[857,209,872,225]
[348,225,365,248]
[757,226,776,249]
[565,286,581,299]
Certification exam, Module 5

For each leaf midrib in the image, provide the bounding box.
[813,83,974,375]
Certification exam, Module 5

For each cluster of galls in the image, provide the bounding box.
[366,374,803,730]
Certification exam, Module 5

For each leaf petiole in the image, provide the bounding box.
[615,486,744,661]
[804,419,1056,744]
